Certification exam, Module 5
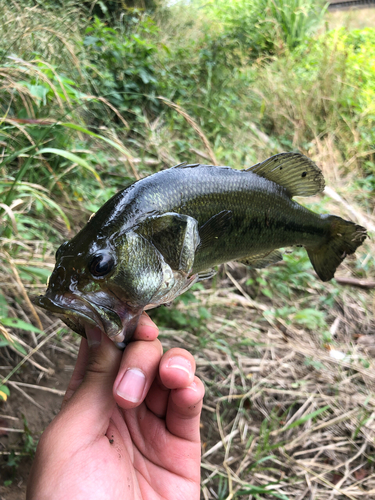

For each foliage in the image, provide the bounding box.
[0,384,10,402]
[1,414,37,485]
[0,2,374,495]
[149,284,211,334]
[28,0,158,19]
[199,0,328,58]
[82,15,162,117]
[236,26,375,183]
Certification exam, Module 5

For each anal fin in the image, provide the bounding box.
[238,250,283,269]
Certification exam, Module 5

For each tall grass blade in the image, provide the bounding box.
[37,148,103,187]
[284,405,330,431]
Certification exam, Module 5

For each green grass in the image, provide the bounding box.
[0,1,375,497]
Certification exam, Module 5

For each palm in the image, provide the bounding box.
[123,405,200,498]
[62,403,200,499]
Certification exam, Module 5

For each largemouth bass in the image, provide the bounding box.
[35,153,367,347]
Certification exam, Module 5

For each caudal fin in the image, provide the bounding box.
[306,216,367,282]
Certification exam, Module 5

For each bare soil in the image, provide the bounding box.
[0,348,74,499]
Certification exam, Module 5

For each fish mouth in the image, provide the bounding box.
[34,292,141,347]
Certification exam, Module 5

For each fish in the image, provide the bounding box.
[34,153,367,348]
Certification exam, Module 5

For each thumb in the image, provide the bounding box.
[60,327,122,436]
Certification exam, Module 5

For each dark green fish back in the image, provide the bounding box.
[78,154,328,275]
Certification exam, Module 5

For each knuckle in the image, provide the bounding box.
[86,354,110,375]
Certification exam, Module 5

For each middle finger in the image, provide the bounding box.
[144,348,196,418]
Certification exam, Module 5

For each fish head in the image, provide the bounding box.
[35,229,175,346]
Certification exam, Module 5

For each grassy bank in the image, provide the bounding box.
[0,1,374,498]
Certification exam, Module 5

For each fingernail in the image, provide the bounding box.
[166,356,192,376]
[188,381,198,392]
[116,368,146,403]
[86,327,102,348]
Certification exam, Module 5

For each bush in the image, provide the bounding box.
[199,0,328,58]
[82,14,162,118]
[238,27,375,168]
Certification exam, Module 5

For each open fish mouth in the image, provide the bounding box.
[34,292,142,348]
[34,293,122,340]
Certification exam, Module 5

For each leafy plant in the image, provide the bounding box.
[200,0,328,58]
[0,384,10,402]
[149,284,210,333]
[82,15,161,116]
[1,414,37,484]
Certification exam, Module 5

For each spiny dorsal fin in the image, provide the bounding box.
[171,162,200,169]
[247,153,325,197]
[238,249,283,269]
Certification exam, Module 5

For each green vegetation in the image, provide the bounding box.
[201,0,328,56]
[0,0,374,497]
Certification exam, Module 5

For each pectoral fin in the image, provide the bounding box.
[198,210,232,251]
[137,213,200,273]
[238,249,283,269]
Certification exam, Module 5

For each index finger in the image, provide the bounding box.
[131,312,159,342]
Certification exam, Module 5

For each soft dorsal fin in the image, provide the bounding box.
[247,153,325,197]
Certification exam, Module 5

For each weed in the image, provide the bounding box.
[200,0,327,57]
[82,14,161,117]
[149,284,211,335]
[0,2,374,498]
[1,415,37,485]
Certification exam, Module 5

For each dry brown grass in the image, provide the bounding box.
[1,210,374,499]
[160,262,375,499]
[0,2,83,70]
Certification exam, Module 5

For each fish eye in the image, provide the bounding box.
[89,252,115,278]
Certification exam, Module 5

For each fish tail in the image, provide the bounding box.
[306,216,367,282]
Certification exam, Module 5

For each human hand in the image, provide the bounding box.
[27,314,204,500]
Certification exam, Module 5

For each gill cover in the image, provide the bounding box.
[34,212,201,347]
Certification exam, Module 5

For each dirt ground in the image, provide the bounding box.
[1,268,375,499]
[0,347,74,499]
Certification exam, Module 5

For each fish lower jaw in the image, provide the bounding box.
[59,305,108,339]
[109,308,143,347]
[35,292,122,340]
[105,326,126,344]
